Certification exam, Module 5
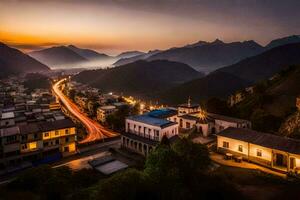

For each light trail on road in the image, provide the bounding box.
[52,79,118,143]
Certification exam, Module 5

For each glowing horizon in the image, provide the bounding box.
[1,0,299,55]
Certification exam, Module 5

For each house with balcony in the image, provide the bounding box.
[122,114,178,156]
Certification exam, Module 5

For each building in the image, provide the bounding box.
[164,101,251,137]
[297,96,300,111]
[0,112,15,128]
[0,119,76,168]
[121,114,179,156]
[177,98,200,116]
[97,105,117,123]
[217,127,300,173]
[208,113,251,133]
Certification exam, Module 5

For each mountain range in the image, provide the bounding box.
[2,34,300,105]
[73,60,204,97]
[0,42,49,78]
[113,35,300,73]
[28,46,145,68]
[29,46,88,67]
[216,42,300,82]
[67,45,112,60]
[158,42,300,104]
[113,50,160,66]
[147,39,264,73]
[114,39,264,73]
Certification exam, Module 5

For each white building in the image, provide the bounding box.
[97,105,117,123]
[217,127,300,173]
[122,114,179,156]
[0,112,15,128]
[177,99,200,116]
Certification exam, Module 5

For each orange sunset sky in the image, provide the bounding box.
[0,0,299,55]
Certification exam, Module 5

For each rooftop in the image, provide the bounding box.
[0,126,20,137]
[178,103,200,109]
[38,119,76,132]
[127,115,177,128]
[208,113,250,124]
[147,108,177,119]
[19,119,75,134]
[1,112,15,119]
[218,127,300,155]
[180,114,213,124]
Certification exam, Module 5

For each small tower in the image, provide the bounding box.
[187,96,191,107]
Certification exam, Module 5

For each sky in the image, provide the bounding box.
[0,0,300,55]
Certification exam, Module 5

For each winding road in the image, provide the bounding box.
[52,79,118,143]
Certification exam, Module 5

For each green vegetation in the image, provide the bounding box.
[1,139,243,200]
[3,138,300,200]
[230,65,300,133]
[1,166,103,200]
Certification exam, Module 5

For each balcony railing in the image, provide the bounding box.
[127,130,159,141]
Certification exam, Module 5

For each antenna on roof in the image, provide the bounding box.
[188,96,191,107]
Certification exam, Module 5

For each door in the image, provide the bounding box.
[290,157,295,169]
[276,154,284,166]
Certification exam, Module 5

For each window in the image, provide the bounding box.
[257,149,262,157]
[186,122,191,129]
[56,139,59,145]
[44,132,49,137]
[238,145,243,152]
[65,137,69,143]
[223,141,229,148]
[34,133,38,139]
[65,129,69,134]
[55,130,59,136]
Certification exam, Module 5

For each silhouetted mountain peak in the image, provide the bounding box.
[0,42,49,78]
[117,51,145,59]
[185,40,209,48]
[211,39,224,45]
[266,35,300,49]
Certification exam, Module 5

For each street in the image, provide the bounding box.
[52,79,118,143]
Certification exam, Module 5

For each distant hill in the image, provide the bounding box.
[0,42,49,78]
[146,39,264,73]
[116,51,145,59]
[113,50,160,66]
[265,35,300,50]
[73,60,203,97]
[216,42,300,82]
[29,46,88,67]
[158,71,250,104]
[230,66,300,133]
[67,45,112,60]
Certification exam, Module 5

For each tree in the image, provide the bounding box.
[94,169,155,200]
[205,97,231,115]
[250,109,283,132]
[172,138,210,171]
[69,89,76,101]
